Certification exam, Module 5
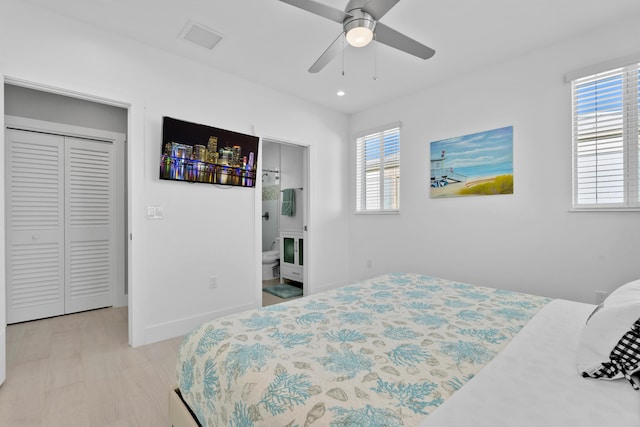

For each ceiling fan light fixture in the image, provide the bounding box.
[346,26,373,47]
[278,0,435,73]
[344,10,375,48]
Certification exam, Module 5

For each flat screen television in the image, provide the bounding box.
[160,116,259,188]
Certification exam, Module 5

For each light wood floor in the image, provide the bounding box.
[0,283,302,426]
[0,307,183,427]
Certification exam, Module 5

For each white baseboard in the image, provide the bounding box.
[143,302,255,345]
[310,280,348,295]
[143,280,349,345]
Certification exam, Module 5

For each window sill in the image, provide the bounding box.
[570,207,640,213]
[355,210,400,215]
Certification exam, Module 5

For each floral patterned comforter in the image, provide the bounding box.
[177,273,550,426]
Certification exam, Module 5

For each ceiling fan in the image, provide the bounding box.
[278,0,435,73]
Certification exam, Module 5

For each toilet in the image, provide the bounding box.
[262,238,280,280]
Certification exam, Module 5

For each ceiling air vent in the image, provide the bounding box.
[179,20,223,50]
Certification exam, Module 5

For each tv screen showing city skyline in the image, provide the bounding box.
[160,116,259,188]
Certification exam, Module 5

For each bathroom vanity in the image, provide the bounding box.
[280,231,303,283]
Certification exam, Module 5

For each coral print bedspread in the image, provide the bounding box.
[177,273,550,426]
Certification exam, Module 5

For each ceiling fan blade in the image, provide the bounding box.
[359,0,400,20]
[374,22,435,60]
[279,0,350,24]
[308,32,345,73]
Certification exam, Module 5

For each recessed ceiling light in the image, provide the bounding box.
[337,90,345,97]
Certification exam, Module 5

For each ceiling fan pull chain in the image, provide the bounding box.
[373,32,378,81]
[342,35,346,76]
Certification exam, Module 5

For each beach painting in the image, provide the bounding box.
[430,126,513,198]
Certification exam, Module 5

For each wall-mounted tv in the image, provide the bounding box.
[160,116,259,188]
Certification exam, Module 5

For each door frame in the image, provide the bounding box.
[258,137,310,301]
[1,76,136,387]
[5,115,127,309]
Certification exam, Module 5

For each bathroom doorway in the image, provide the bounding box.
[261,139,308,306]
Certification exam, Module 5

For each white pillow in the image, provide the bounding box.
[576,279,640,389]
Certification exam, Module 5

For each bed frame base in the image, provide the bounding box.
[169,387,201,427]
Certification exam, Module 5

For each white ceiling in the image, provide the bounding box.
[21,0,640,115]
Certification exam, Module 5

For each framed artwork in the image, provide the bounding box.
[430,126,513,198]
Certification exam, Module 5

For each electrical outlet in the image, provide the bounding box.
[366,259,373,268]
[209,277,218,290]
[595,290,608,305]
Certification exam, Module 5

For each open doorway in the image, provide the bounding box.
[260,139,308,307]
[3,82,128,328]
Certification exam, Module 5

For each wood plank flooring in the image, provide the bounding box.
[0,282,301,426]
[0,307,183,427]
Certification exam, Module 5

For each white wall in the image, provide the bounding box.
[4,84,128,134]
[279,144,305,233]
[0,0,350,346]
[349,17,640,304]
[261,141,280,252]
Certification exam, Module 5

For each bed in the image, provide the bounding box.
[171,273,640,426]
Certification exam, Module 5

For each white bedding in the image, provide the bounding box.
[421,299,640,426]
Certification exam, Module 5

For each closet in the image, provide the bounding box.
[5,127,116,324]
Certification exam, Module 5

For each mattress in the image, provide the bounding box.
[421,299,640,426]
[176,273,550,426]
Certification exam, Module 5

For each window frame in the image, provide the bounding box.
[568,57,640,212]
[354,123,401,214]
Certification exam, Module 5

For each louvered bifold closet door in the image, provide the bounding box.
[6,129,65,324]
[64,137,114,314]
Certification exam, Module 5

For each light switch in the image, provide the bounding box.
[147,206,164,219]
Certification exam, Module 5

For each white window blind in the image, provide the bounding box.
[355,125,400,213]
[571,64,640,209]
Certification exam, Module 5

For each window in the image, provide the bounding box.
[571,63,640,209]
[355,124,400,213]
